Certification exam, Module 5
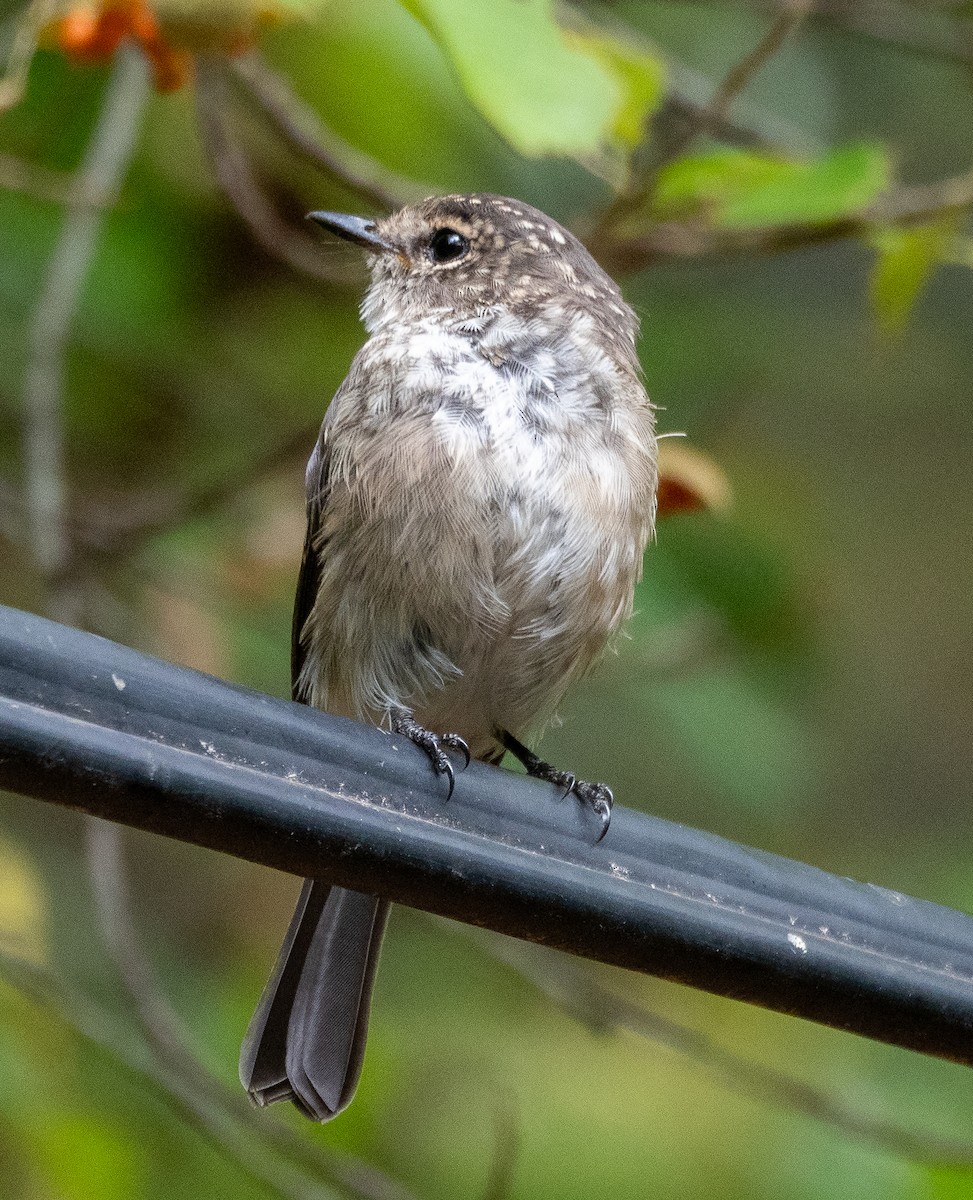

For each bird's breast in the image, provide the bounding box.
[312,323,655,739]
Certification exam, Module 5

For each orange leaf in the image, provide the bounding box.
[56,5,125,61]
[656,440,731,520]
[53,1,191,90]
[142,37,190,91]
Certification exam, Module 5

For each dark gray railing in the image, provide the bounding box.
[1,603,971,1066]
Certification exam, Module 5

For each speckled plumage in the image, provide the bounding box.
[242,193,658,1124]
[298,193,657,756]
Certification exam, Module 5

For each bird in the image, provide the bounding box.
[239,192,658,1122]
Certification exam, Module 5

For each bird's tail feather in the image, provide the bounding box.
[240,880,390,1121]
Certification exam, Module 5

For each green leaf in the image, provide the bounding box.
[870,218,956,332]
[398,0,664,165]
[568,26,666,150]
[653,150,794,219]
[653,143,889,230]
[720,143,888,228]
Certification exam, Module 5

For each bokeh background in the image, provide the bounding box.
[1,1,973,1197]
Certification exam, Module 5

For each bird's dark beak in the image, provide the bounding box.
[307,211,394,254]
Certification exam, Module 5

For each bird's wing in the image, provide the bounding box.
[291,430,331,701]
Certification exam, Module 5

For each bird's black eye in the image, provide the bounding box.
[429,228,469,264]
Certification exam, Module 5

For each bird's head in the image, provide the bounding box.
[308,193,637,354]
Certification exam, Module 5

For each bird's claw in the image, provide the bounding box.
[572,780,613,843]
[391,711,470,800]
[494,729,613,844]
[440,756,456,801]
[441,732,471,770]
[540,768,612,842]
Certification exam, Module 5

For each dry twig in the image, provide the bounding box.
[83,820,419,1200]
[455,925,973,1168]
[194,55,352,285]
[231,52,426,211]
[20,44,148,623]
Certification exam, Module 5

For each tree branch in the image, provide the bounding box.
[626,0,973,70]
[0,152,108,205]
[457,927,973,1166]
[597,162,973,272]
[0,950,418,1200]
[20,44,148,622]
[0,0,56,112]
[688,0,810,151]
[194,55,351,286]
[595,2,810,243]
[230,52,427,211]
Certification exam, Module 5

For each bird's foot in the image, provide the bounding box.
[571,779,613,842]
[391,709,470,800]
[497,728,613,842]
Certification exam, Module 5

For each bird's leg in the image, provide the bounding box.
[390,708,471,800]
[497,728,613,842]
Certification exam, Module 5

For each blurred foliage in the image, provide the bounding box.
[401,0,665,169]
[649,141,889,228]
[871,216,960,332]
[1,0,973,1197]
